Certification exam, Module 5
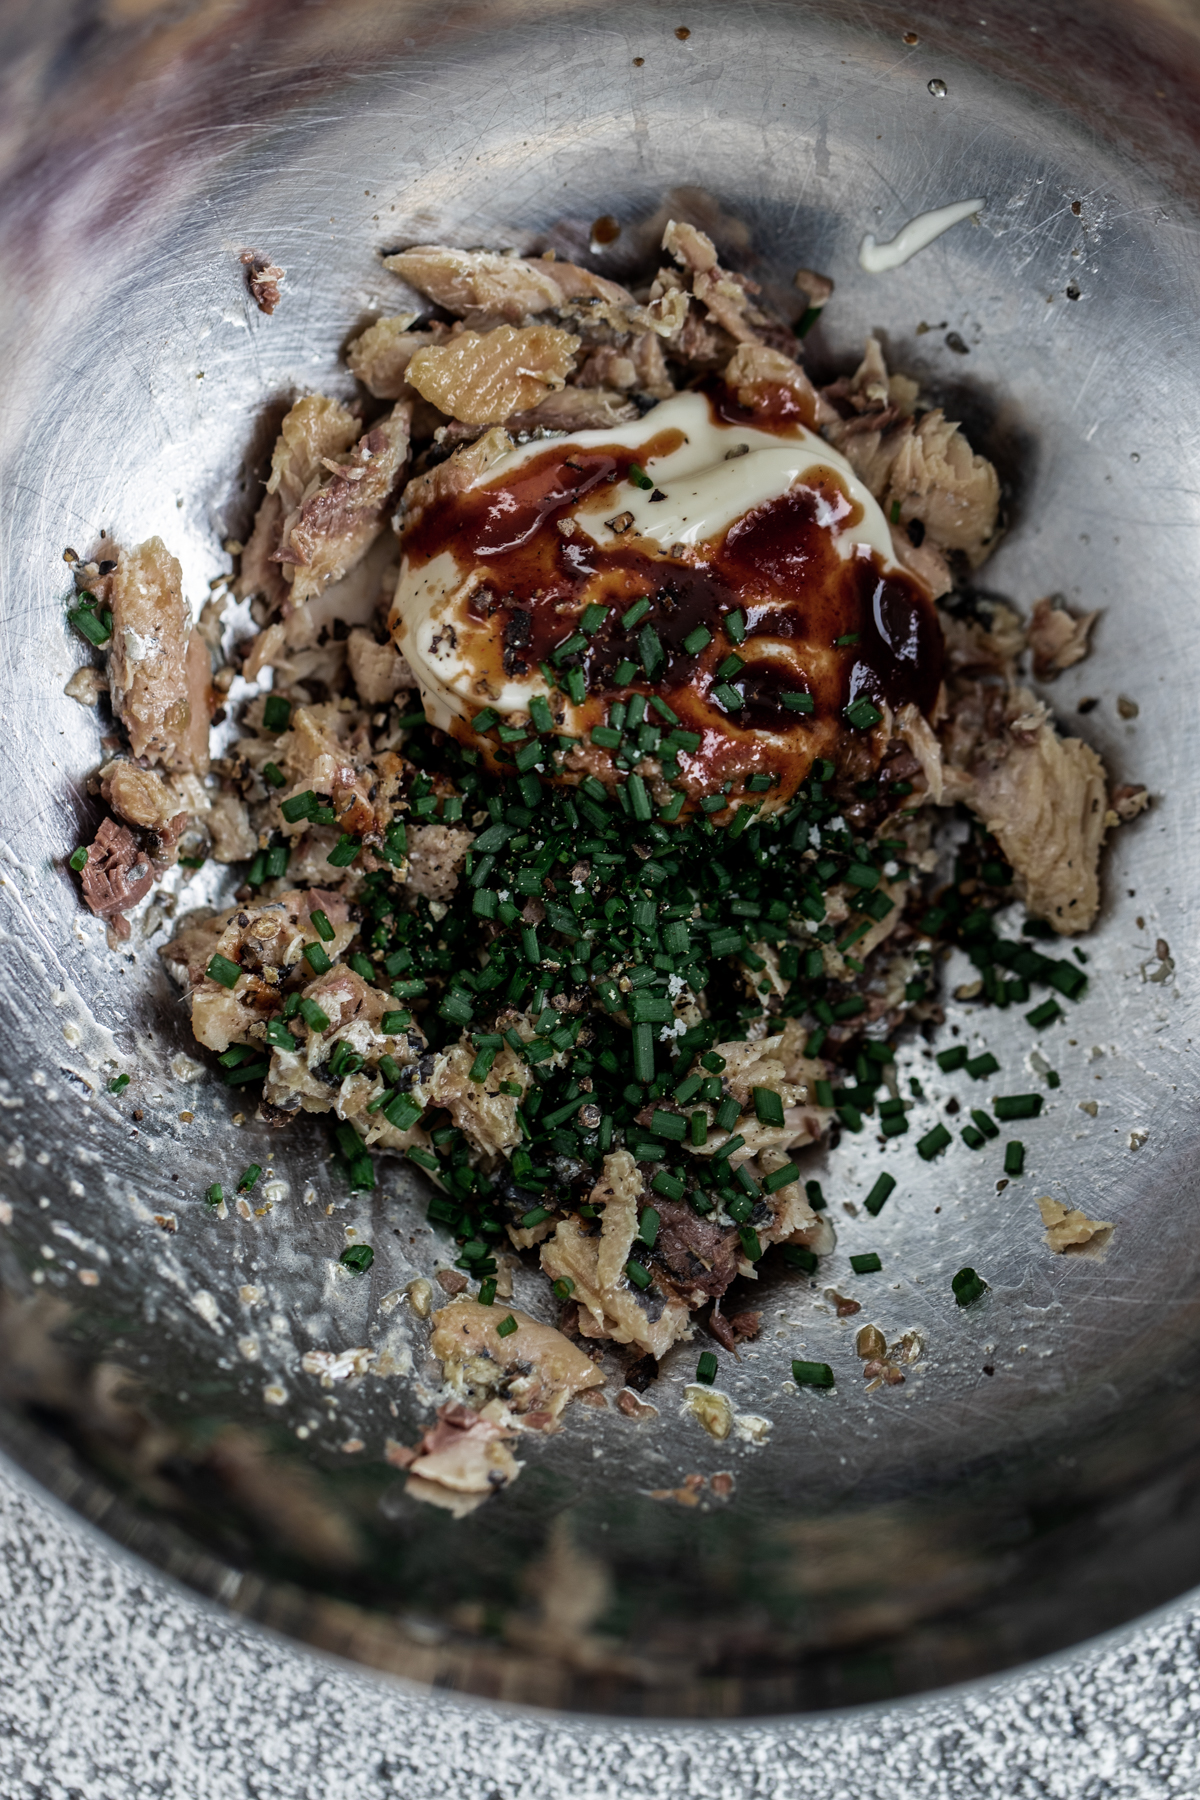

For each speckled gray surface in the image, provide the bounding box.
[3,1457,1200,1799]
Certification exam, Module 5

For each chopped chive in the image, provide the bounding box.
[724,609,746,644]
[805,1179,826,1211]
[917,1123,952,1160]
[712,681,743,711]
[627,773,652,822]
[237,1164,262,1193]
[695,1350,718,1385]
[381,1009,411,1035]
[591,725,622,749]
[639,1205,661,1246]
[310,909,335,943]
[298,997,331,1032]
[962,1124,986,1150]
[224,1059,269,1087]
[716,653,745,681]
[564,665,586,706]
[844,697,883,730]
[206,954,241,990]
[68,846,88,872]
[993,1093,1043,1121]
[952,1266,987,1307]
[108,1072,130,1094]
[714,1094,740,1132]
[68,606,112,647]
[553,631,588,664]
[966,1052,1000,1080]
[683,625,712,656]
[1026,999,1062,1029]
[631,1023,655,1083]
[850,1251,882,1274]
[763,1160,799,1193]
[496,1314,518,1338]
[348,953,374,981]
[1047,961,1087,1000]
[638,623,663,676]
[472,706,499,734]
[738,1226,763,1261]
[478,1277,498,1306]
[971,1108,999,1139]
[752,1086,785,1128]
[280,789,316,823]
[613,658,637,685]
[783,1244,817,1273]
[303,942,332,975]
[384,1094,422,1132]
[628,462,654,490]
[625,1259,651,1291]
[529,694,555,735]
[469,1047,497,1083]
[622,597,651,630]
[782,692,815,712]
[651,1168,685,1202]
[834,632,860,647]
[262,694,292,731]
[889,499,902,524]
[863,1172,896,1216]
[326,834,360,869]
[936,1046,968,1072]
[792,1359,834,1389]
[551,1276,575,1301]
[689,1111,708,1148]
[263,761,286,789]
[205,1184,223,1207]
[1004,1140,1025,1176]
[339,1244,374,1274]
[580,602,609,635]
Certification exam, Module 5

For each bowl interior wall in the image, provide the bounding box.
[0,0,1199,1717]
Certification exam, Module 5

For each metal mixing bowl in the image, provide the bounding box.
[2,0,1198,1720]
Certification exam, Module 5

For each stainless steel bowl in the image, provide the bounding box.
[2,0,1199,1719]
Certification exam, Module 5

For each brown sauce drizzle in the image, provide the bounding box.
[400,402,942,803]
[705,374,818,436]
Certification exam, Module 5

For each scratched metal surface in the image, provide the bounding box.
[0,0,1198,1718]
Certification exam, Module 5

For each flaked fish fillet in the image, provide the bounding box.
[405,325,579,427]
